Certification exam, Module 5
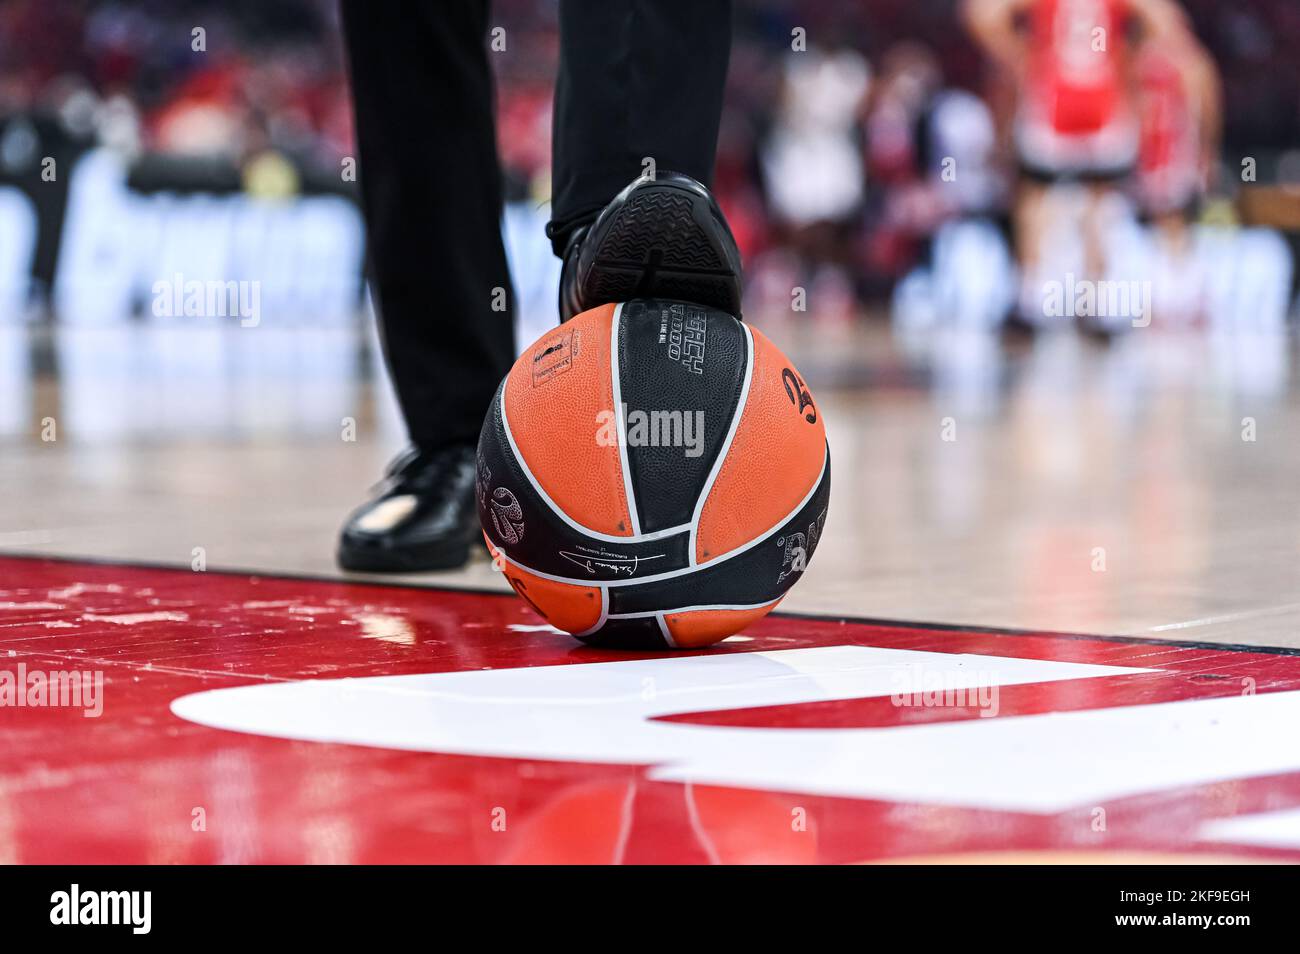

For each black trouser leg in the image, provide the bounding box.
[547,0,733,255]
[340,0,515,449]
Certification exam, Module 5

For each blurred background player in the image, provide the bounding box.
[963,0,1211,329]
[335,0,740,572]
[1129,28,1221,324]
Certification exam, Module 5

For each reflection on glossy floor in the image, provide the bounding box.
[5,318,1300,864]
[3,320,1298,648]
[5,555,1300,863]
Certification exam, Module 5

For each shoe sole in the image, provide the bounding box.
[336,528,486,574]
[579,178,743,316]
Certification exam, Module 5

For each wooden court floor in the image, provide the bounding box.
[4,321,1300,864]
[2,324,1297,649]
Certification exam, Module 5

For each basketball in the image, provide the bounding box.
[476,298,830,649]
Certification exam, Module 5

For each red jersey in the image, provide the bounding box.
[1026,0,1127,133]
[1135,47,1201,210]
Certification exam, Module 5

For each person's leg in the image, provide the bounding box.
[1013,176,1053,323]
[1081,181,1116,281]
[341,0,514,450]
[1014,178,1049,278]
[549,0,741,318]
[549,0,732,249]
[337,0,510,571]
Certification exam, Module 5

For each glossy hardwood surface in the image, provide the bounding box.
[2,321,1297,648]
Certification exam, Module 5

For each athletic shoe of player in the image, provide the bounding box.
[559,170,743,321]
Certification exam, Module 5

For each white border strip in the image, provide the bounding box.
[498,311,685,544]
[654,612,677,648]
[611,781,637,864]
[687,322,754,566]
[611,597,783,619]
[683,783,722,864]
[609,302,642,536]
[571,587,609,638]
[490,443,827,589]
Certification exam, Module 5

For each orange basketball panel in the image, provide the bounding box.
[695,326,826,563]
[663,600,782,648]
[487,536,604,634]
[504,303,633,537]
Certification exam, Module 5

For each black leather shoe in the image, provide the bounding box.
[337,443,481,572]
[560,170,743,321]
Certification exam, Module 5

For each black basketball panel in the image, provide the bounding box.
[617,299,747,534]
[605,446,830,617]
[572,616,668,649]
[476,382,692,581]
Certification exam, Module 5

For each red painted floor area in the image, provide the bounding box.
[2,555,1300,864]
